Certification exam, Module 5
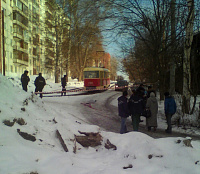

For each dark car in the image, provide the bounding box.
[115,80,129,91]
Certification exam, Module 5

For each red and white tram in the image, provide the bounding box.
[83,67,110,90]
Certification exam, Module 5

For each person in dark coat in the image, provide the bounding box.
[147,85,156,98]
[146,92,158,131]
[128,90,145,131]
[136,84,147,122]
[118,90,130,134]
[21,70,30,92]
[34,73,46,98]
[61,75,67,96]
[164,92,177,133]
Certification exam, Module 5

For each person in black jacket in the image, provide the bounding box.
[21,70,30,92]
[128,90,145,131]
[118,90,130,134]
[61,75,67,96]
[34,73,46,98]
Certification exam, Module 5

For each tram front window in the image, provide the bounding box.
[84,71,99,78]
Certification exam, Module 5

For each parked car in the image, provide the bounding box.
[115,80,129,91]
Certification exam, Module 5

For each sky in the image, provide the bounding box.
[0,74,200,174]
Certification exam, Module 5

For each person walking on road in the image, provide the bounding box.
[21,70,30,92]
[61,75,67,96]
[118,90,130,134]
[146,92,158,131]
[128,90,145,131]
[34,73,46,98]
[164,92,177,133]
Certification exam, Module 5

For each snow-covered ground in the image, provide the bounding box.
[0,74,200,174]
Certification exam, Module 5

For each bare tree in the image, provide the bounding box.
[182,0,195,114]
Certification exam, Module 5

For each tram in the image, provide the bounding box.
[83,67,110,90]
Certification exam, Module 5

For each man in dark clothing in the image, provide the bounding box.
[21,70,30,92]
[128,90,145,131]
[34,73,46,98]
[118,90,130,134]
[137,84,146,122]
[164,92,177,133]
[147,85,156,98]
[61,75,67,96]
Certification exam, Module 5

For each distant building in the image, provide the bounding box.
[94,51,111,70]
[0,0,60,78]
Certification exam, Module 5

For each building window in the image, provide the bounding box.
[15,66,17,73]
[17,0,22,11]
[10,52,12,59]
[11,65,13,72]
[13,0,16,6]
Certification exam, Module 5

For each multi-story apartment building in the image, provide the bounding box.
[0,0,57,78]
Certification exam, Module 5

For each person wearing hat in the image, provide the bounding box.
[34,73,46,98]
[21,70,30,92]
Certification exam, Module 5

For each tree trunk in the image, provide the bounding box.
[182,0,195,114]
[170,0,176,95]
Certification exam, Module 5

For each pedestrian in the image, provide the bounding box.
[146,92,158,131]
[147,85,156,98]
[34,73,46,98]
[61,75,67,96]
[118,90,130,134]
[128,90,145,131]
[21,70,30,92]
[164,92,177,133]
[136,85,146,122]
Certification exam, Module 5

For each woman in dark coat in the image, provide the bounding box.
[146,92,158,131]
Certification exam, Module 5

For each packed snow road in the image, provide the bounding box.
[43,90,200,140]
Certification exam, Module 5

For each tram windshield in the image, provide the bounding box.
[84,71,99,78]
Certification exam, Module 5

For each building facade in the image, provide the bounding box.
[0,0,57,78]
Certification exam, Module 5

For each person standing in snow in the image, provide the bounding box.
[128,90,145,131]
[136,84,147,122]
[21,70,30,92]
[118,90,130,134]
[164,92,177,133]
[146,92,158,131]
[61,75,67,96]
[34,73,46,98]
[147,85,156,98]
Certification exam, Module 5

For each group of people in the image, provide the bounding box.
[21,70,67,97]
[118,84,177,134]
[21,70,46,98]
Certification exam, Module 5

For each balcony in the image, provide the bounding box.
[13,7,28,18]
[13,59,28,66]
[13,45,28,54]
[20,0,28,6]
[13,20,28,30]
[13,32,23,40]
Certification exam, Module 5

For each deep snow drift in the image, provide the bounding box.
[0,74,200,174]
